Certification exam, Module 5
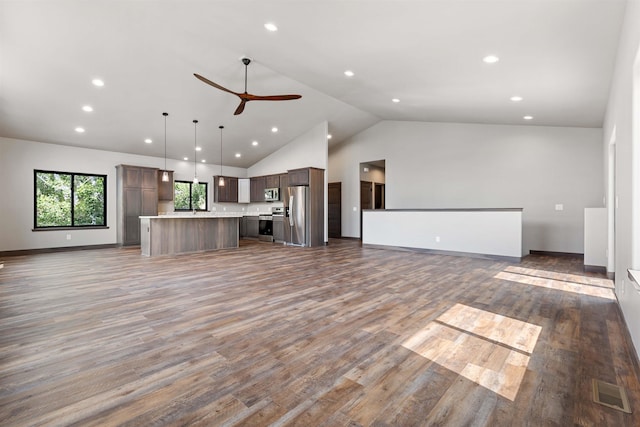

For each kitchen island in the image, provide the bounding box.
[139,213,243,256]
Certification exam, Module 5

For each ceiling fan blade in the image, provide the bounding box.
[194,73,240,96]
[234,99,248,115]
[248,94,302,101]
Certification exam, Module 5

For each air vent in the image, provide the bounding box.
[592,379,632,413]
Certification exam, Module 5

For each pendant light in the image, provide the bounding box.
[161,112,169,182]
[218,125,225,187]
[193,119,199,184]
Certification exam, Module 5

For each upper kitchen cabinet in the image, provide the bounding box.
[279,173,288,191]
[157,170,174,201]
[116,165,158,246]
[250,176,266,202]
[265,174,280,188]
[288,168,310,186]
[213,176,238,203]
[238,178,250,203]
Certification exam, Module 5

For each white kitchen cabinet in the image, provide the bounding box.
[238,178,250,203]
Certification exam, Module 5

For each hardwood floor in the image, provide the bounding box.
[1,239,639,426]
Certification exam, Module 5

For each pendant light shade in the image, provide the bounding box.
[193,119,199,184]
[218,125,225,187]
[162,112,169,182]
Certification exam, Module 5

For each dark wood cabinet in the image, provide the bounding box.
[117,165,158,246]
[157,170,174,201]
[273,216,284,242]
[250,176,266,202]
[288,168,310,186]
[245,216,259,238]
[279,173,288,192]
[213,176,238,202]
[265,174,280,188]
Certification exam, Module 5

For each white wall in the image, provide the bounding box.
[328,120,603,254]
[603,0,640,359]
[248,121,328,176]
[0,137,245,251]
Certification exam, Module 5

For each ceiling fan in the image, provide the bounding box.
[194,58,302,115]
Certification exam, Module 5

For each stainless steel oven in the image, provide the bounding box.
[258,215,273,242]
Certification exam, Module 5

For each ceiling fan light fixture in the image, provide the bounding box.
[264,22,278,32]
[194,57,301,115]
[344,70,355,77]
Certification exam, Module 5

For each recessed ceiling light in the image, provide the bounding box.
[327,134,332,140]
[235,153,241,158]
[144,138,152,144]
[183,157,188,161]
[392,98,400,103]
[91,79,104,87]
[74,127,85,133]
[252,140,259,146]
[264,22,278,32]
[201,159,206,163]
[523,115,533,120]
[482,55,500,64]
[195,146,202,151]
[82,105,93,112]
[271,127,278,133]
[344,70,355,77]
[510,96,523,102]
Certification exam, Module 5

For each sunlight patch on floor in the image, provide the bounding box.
[402,303,540,401]
[495,271,616,300]
[503,266,614,288]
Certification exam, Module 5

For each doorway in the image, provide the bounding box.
[359,160,386,239]
[328,182,342,238]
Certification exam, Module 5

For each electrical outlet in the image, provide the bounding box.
[223,207,226,211]
[435,236,441,243]
[212,207,216,211]
[66,234,71,240]
[353,207,357,212]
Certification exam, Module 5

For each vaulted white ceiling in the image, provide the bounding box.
[0,0,626,168]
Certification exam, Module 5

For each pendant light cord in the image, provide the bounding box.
[163,112,168,171]
[193,120,198,182]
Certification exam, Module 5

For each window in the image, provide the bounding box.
[34,170,107,228]
[174,180,208,211]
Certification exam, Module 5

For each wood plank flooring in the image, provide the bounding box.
[1,239,639,426]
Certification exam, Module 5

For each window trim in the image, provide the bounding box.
[173,180,208,211]
[34,169,107,229]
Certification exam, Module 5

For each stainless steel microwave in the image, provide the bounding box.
[264,187,280,202]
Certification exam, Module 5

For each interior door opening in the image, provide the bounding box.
[360,160,386,239]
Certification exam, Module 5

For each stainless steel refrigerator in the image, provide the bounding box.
[284,185,310,246]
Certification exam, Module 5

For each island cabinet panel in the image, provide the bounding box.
[157,171,174,201]
[141,216,239,256]
[117,165,158,246]
[213,176,238,202]
[287,168,310,186]
[265,174,280,188]
[250,176,266,202]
